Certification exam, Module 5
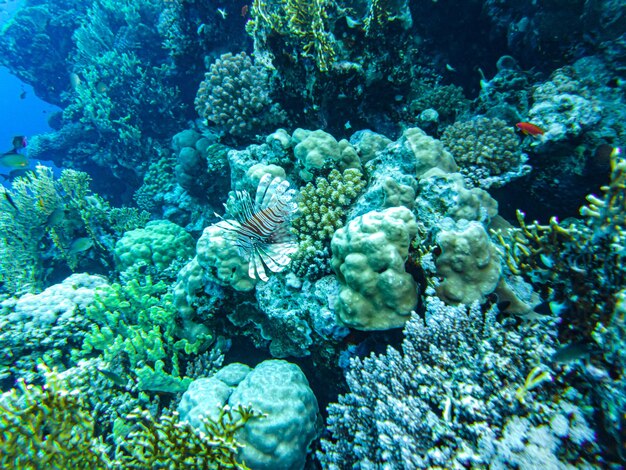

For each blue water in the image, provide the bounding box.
[0,67,60,177]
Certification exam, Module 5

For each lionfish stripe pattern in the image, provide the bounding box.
[217,174,298,282]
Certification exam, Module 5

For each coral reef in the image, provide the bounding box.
[0,364,111,469]
[116,405,259,469]
[179,360,320,469]
[292,128,362,181]
[246,0,337,72]
[114,220,195,279]
[78,278,211,394]
[435,219,503,305]
[319,295,599,468]
[528,68,602,143]
[0,274,107,384]
[0,166,148,293]
[496,150,626,456]
[291,168,366,278]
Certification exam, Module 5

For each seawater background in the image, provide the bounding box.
[0,66,60,181]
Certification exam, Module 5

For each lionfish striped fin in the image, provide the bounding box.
[217,174,298,281]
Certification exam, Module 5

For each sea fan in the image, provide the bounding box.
[217,174,298,281]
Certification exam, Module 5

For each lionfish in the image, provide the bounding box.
[216,174,298,282]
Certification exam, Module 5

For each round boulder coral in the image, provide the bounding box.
[330,206,419,330]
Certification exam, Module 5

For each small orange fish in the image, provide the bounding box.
[516,122,545,137]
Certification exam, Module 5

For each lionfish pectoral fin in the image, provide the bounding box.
[251,248,269,282]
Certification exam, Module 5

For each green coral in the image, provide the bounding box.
[0,165,148,293]
[0,364,111,469]
[114,220,195,276]
[77,278,211,394]
[291,168,366,277]
[0,364,260,469]
[116,405,263,469]
[246,0,336,72]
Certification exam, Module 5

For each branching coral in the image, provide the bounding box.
[495,150,626,457]
[0,363,259,469]
[0,364,111,469]
[496,151,626,342]
[77,277,211,394]
[116,405,262,469]
[318,295,598,467]
[291,168,366,278]
[0,165,148,293]
[246,0,337,72]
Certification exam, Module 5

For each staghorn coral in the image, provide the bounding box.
[195,52,286,141]
[441,116,529,188]
[0,362,257,469]
[291,168,366,278]
[318,295,599,468]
